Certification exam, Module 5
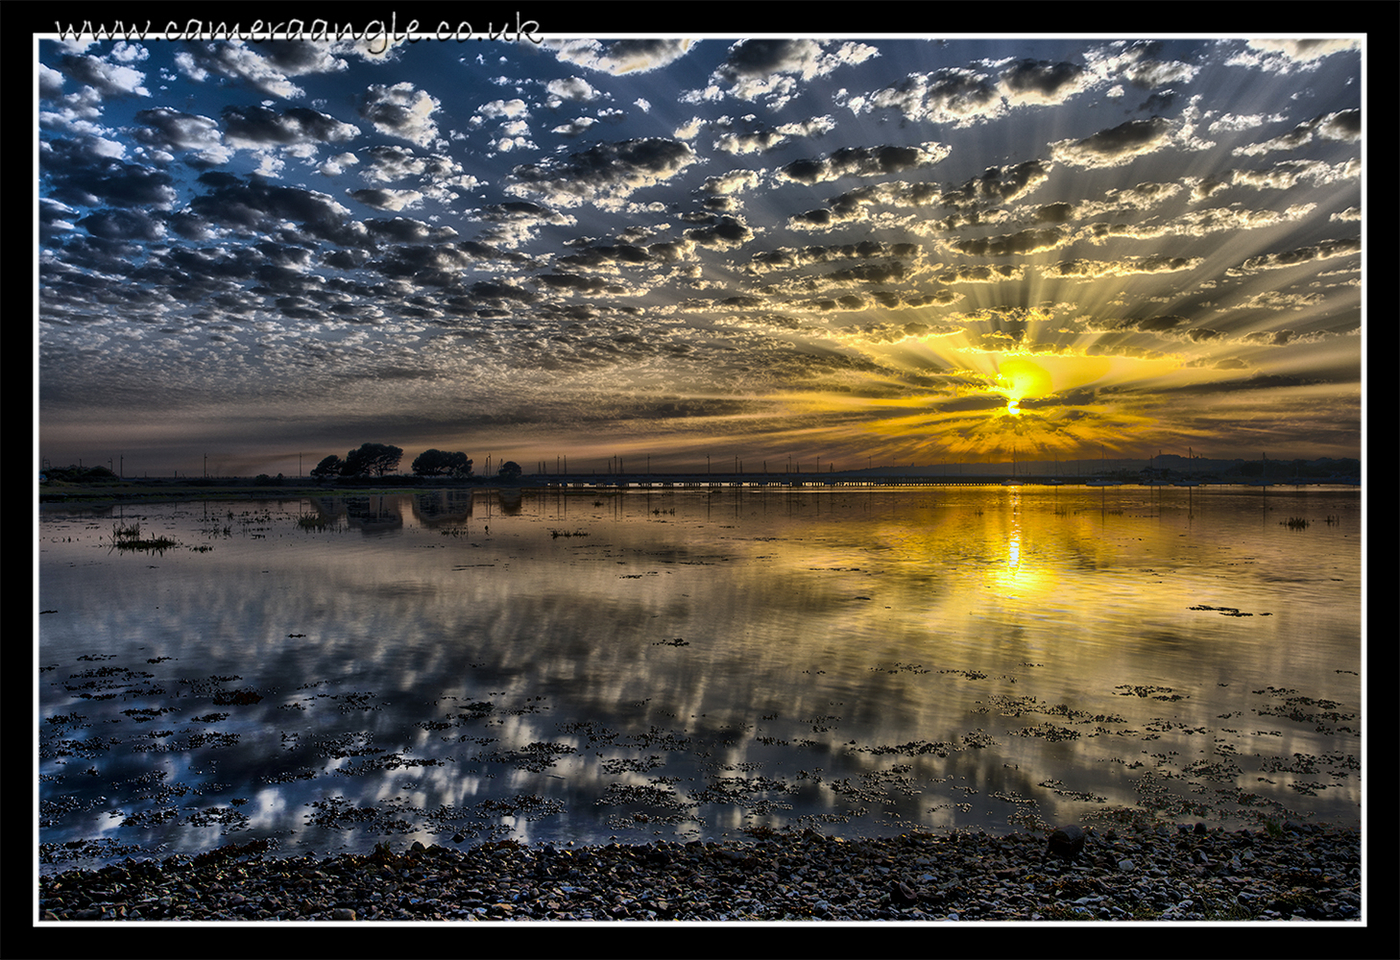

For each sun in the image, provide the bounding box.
[994,356,1053,416]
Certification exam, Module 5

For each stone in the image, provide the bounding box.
[1047,825,1086,861]
[890,880,919,905]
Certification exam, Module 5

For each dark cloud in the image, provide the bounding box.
[557,243,655,270]
[852,67,1002,125]
[683,215,754,249]
[54,48,150,97]
[1050,117,1173,168]
[778,143,950,185]
[937,264,1024,284]
[1106,315,1189,333]
[1227,237,1360,276]
[221,104,358,147]
[508,138,698,207]
[948,227,1065,257]
[346,188,423,211]
[998,59,1089,104]
[131,106,226,163]
[42,137,179,209]
[940,160,1052,210]
[76,208,165,241]
[1232,109,1360,156]
[174,40,326,99]
[358,82,442,148]
[748,241,919,274]
[185,172,364,246]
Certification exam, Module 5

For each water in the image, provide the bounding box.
[37,485,1362,871]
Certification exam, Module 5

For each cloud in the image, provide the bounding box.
[1079,202,1316,242]
[996,58,1094,106]
[707,114,838,155]
[746,240,921,276]
[1049,116,1175,168]
[1207,111,1288,133]
[777,143,951,185]
[476,98,529,120]
[183,172,363,246]
[848,67,1002,126]
[936,264,1024,284]
[54,45,151,98]
[130,107,230,166]
[547,38,696,75]
[1228,158,1357,191]
[698,169,763,197]
[1087,41,1200,89]
[946,227,1065,257]
[1083,314,1192,336]
[1231,109,1361,156]
[1248,38,1361,62]
[545,77,601,106]
[472,200,576,249]
[356,145,484,204]
[76,207,166,242]
[347,188,424,211]
[1227,38,1362,73]
[506,138,698,209]
[939,160,1052,210]
[1226,238,1361,276]
[359,82,443,148]
[42,136,179,209]
[692,39,879,109]
[319,152,359,177]
[683,215,755,249]
[852,56,1100,127]
[1045,255,1202,279]
[221,104,359,150]
[174,40,335,99]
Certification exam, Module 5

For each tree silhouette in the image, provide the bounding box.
[412,449,473,477]
[310,455,343,479]
[496,460,523,482]
[340,443,403,477]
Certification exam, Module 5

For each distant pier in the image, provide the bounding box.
[531,473,1357,490]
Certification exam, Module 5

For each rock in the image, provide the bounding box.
[1047,825,1086,861]
[330,907,355,920]
[890,880,919,905]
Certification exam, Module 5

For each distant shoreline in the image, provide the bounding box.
[37,478,504,508]
[38,475,1362,510]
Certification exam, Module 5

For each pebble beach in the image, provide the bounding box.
[39,819,1361,923]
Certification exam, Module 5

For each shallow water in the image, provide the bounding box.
[37,484,1362,870]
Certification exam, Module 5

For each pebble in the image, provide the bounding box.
[38,822,1362,922]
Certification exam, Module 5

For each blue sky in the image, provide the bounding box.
[36,29,1365,477]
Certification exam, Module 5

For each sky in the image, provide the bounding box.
[35,28,1366,477]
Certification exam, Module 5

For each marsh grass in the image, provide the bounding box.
[109,521,178,552]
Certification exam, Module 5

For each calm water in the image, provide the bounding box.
[37,484,1362,871]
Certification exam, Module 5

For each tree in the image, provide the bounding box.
[340,443,403,477]
[496,460,522,482]
[310,455,343,479]
[412,449,473,477]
